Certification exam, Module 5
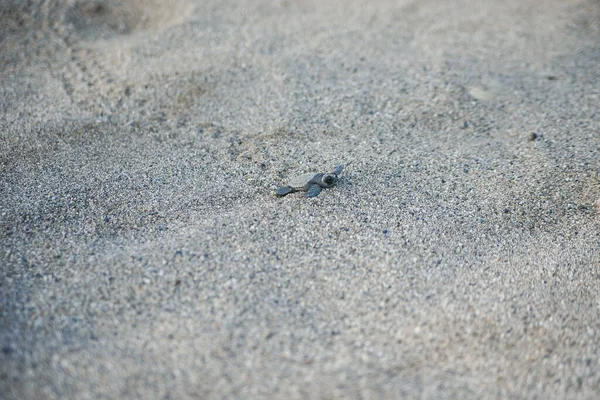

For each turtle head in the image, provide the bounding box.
[320,173,338,187]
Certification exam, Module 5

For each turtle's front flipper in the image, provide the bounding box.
[306,184,322,198]
[332,165,345,175]
[276,186,295,196]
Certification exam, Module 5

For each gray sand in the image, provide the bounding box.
[1,0,599,398]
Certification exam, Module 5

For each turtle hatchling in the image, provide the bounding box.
[276,165,345,198]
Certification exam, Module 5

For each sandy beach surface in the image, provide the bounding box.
[1,0,599,398]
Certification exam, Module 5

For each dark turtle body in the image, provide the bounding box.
[276,165,345,198]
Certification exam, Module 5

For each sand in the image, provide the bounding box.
[1,0,599,398]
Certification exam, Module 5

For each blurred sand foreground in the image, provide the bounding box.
[1,0,599,398]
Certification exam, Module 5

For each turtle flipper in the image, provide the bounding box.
[276,186,295,196]
[331,165,345,175]
[306,184,322,198]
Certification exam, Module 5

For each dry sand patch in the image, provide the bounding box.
[1,0,600,398]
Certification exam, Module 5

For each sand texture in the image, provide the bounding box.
[1,0,600,398]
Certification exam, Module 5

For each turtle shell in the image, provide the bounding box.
[287,173,318,189]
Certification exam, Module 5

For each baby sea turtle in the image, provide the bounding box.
[276,165,345,198]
